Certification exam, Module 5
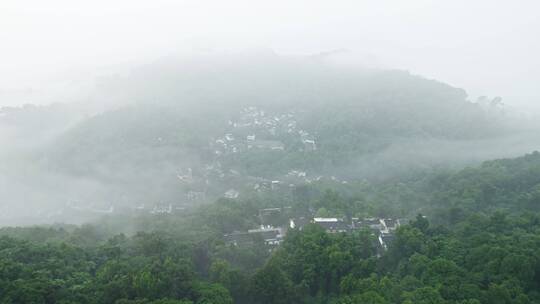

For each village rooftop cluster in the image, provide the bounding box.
[224,207,404,253]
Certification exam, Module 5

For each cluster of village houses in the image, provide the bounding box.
[57,198,402,255]
[224,207,403,253]
[211,106,317,156]
[175,164,350,207]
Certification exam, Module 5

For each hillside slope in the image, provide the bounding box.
[43,54,503,205]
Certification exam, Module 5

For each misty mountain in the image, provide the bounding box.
[50,56,497,184]
[0,53,534,224]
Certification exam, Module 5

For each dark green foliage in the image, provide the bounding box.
[3,152,540,303]
[428,151,540,213]
[0,231,233,304]
[250,211,540,304]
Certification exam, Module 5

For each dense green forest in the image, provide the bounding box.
[2,152,540,303]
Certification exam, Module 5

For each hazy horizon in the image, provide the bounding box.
[1,0,539,110]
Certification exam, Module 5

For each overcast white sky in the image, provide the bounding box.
[1,0,539,108]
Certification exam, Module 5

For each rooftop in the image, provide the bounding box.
[313,217,340,222]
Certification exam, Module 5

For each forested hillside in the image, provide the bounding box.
[39,55,510,208]
[428,151,540,213]
[2,152,540,304]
